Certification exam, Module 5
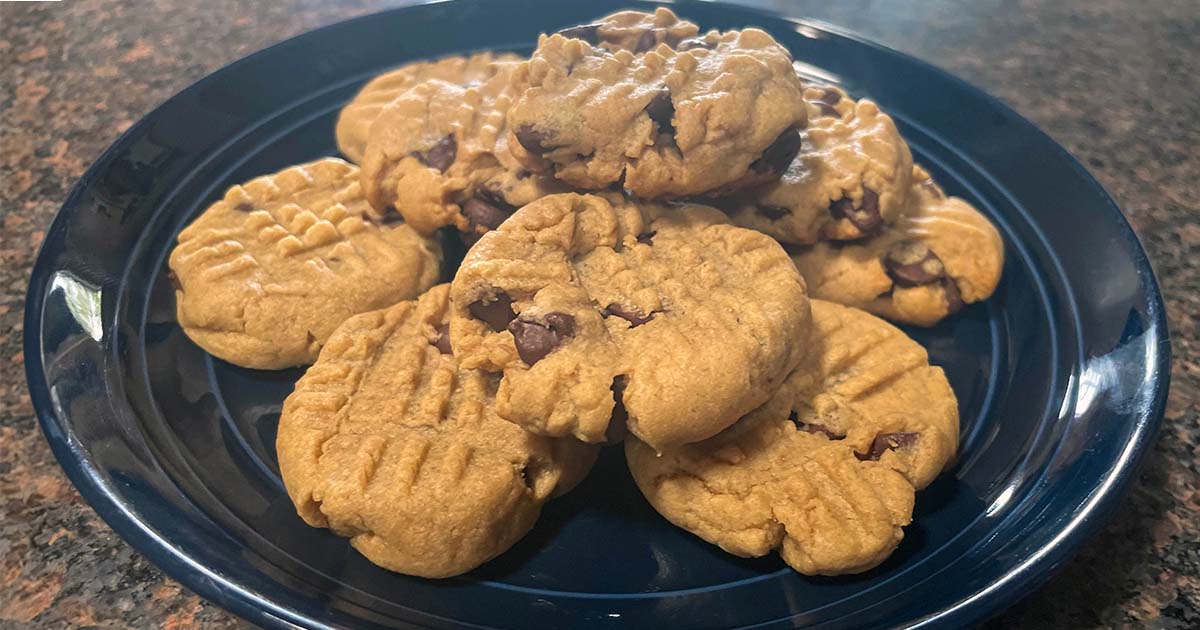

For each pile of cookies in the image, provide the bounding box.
[168,9,1003,579]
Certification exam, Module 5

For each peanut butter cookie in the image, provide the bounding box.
[626,300,959,575]
[790,165,1005,326]
[553,7,699,54]
[169,158,441,369]
[360,59,566,237]
[449,193,810,450]
[277,284,597,578]
[724,84,913,245]
[507,17,806,197]
[335,51,520,164]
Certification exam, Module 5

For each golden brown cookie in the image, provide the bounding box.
[335,52,520,164]
[448,193,810,450]
[277,284,597,578]
[169,158,441,369]
[507,16,806,197]
[553,7,699,53]
[790,165,1004,326]
[626,300,959,575]
[360,59,566,236]
[724,84,913,244]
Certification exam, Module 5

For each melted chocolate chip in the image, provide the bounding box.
[414,135,456,172]
[431,323,452,355]
[515,125,556,155]
[234,201,254,212]
[556,23,600,44]
[645,88,674,130]
[884,240,947,286]
[829,187,883,234]
[508,312,576,365]
[855,432,919,461]
[788,411,845,439]
[758,204,791,220]
[634,30,657,53]
[636,231,656,246]
[811,87,843,118]
[603,303,655,327]
[607,375,630,444]
[942,278,965,314]
[462,195,514,232]
[468,291,516,332]
[749,126,802,175]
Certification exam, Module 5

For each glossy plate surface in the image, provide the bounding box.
[24,1,1169,628]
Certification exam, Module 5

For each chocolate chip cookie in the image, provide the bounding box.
[277,284,597,578]
[169,158,441,369]
[448,193,810,450]
[790,165,1005,326]
[507,17,806,197]
[335,51,520,164]
[725,84,913,245]
[360,58,566,237]
[626,299,959,575]
[553,7,699,54]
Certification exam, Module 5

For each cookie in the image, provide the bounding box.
[360,59,566,237]
[334,52,520,164]
[723,84,913,244]
[553,7,699,54]
[626,300,959,575]
[790,165,1004,326]
[448,193,810,450]
[277,284,597,578]
[169,158,441,369]
[506,19,806,197]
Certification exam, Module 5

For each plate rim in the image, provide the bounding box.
[23,1,1171,628]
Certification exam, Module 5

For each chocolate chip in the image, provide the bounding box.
[749,126,802,175]
[677,37,716,51]
[167,270,182,292]
[645,88,674,129]
[462,195,514,232]
[636,231,656,245]
[634,30,657,53]
[829,187,883,235]
[606,375,631,444]
[468,291,516,332]
[942,278,965,314]
[811,87,843,118]
[758,205,791,220]
[855,432,919,461]
[234,201,255,212]
[556,23,600,44]
[431,323,452,355]
[788,411,845,439]
[507,312,576,365]
[414,135,456,172]
[515,125,556,155]
[884,240,947,286]
[603,303,654,327]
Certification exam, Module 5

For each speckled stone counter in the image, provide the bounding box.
[1,1,1196,627]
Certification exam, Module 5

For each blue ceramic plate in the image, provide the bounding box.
[24,1,1169,628]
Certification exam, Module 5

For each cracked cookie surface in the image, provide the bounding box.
[724,84,913,245]
[506,16,806,197]
[360,58,566,237]
[626,299,959,575]
[790,165,1004,326]
[277,284,597,578]
[169,158,441,369]
[335,51,520,165]
[449,193,810,450]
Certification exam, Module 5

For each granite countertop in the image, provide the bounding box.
[1,0,1196,627]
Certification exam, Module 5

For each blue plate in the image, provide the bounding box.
[23,1,1170,628]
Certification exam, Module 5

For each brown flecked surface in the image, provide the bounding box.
[1,0,1196,627]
